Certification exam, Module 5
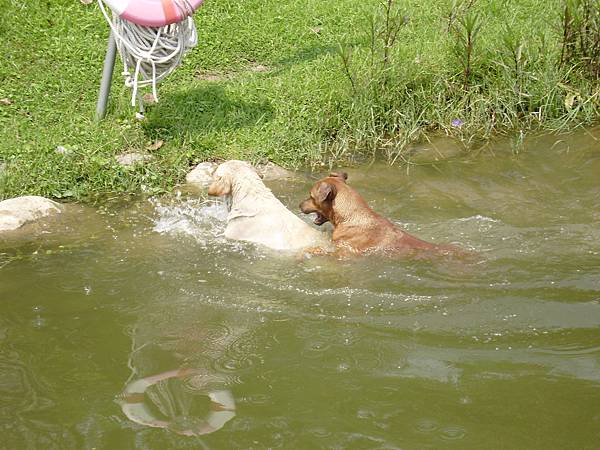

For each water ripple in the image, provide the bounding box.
[213,333,264,373]
[439,425,467,440]
[415,418,439,433]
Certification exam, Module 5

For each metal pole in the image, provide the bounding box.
[95,31,117,121]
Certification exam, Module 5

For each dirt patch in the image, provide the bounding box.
[195,63,270,82]
[247,62,270,73]
[195,70,234,82]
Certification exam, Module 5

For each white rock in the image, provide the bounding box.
[185,162,217,187]
[115,152,153,167]
[256,161,296,180]
[185,160,296,188]
[0,196,62,232]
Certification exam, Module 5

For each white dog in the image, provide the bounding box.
[207,160,329,251]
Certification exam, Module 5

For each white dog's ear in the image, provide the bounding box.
[207,176,231,196]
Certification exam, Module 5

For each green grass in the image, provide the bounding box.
[0,0,598,200]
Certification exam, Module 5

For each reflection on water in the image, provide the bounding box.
[1,129,600,448]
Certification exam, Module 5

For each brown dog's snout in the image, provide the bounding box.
[299,198,315,214]
[300,197,329,225]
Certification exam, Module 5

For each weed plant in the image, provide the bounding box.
[328,0,600,163]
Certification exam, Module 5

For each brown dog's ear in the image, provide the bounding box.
[315,181,336,203]
[329,171,348,183]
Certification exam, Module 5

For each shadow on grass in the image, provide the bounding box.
[142,84,274,140]
[275,44,339,68]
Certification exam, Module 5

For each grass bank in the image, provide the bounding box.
[0,0,598,200]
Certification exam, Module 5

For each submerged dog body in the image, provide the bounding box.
[208,160,329,251]
[300,172,462,257]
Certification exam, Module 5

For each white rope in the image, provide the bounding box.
[98,0,198,109]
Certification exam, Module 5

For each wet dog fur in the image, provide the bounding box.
[207,160,330,251]
[299,172,464,257]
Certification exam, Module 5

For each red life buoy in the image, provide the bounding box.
[103,0,204,27]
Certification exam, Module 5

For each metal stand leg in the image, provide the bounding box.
[95,31,117,121]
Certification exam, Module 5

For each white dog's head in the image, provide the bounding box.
[207,160,261,197]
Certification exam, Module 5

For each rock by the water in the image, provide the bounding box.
[185,160,297,189]
[185,162,217,187]
[115,152,153,167]
[256,161,296,180]
[0,196,62,232]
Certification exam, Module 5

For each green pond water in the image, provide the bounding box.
[1,130,599,449]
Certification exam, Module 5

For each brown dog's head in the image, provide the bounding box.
[299,172,348,225]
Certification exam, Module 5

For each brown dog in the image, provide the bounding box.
[300,172,463,257]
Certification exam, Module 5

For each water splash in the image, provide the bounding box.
[152,197,228,244]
